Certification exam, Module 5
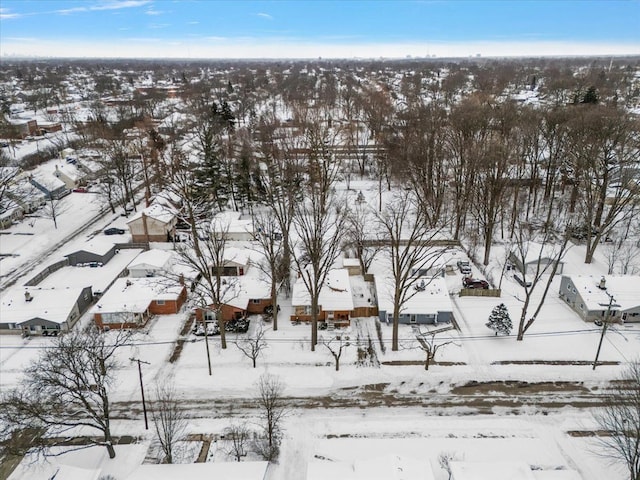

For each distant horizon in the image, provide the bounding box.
[1,0,638,59]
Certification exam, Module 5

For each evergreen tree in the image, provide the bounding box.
[582,86,599,104]
[486,303,512,336]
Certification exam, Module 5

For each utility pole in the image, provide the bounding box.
[130,357,150,429]
[592,293,617,370]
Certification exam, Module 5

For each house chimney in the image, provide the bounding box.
[598,276,606,290]
[24,291,33,302]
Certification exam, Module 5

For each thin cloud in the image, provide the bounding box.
[57,0,152,15]
[145,9,164,16]
[0,8,22,19]
[149,23,170,29]
[256,12,273,20]
[188,21,199,25]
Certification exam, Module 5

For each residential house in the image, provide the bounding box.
[53,162,86,189]
[92,277,187,330]
[508,241,565,276]
[29,173,70,200]
[126,202,177,243]
[291,268,355,327]
[0,286,93,335]
[127,249,174,278]
[559,275,640,323]
[376,277,452,325]
[195,266,272,322]
[124,461,269,480]
[0,198,24,229]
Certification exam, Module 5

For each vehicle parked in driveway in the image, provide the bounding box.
[104,227,125,235]
[457,260,472,275]
[462,277,489,289]
[73,187,88,193]
[514,274,532,287]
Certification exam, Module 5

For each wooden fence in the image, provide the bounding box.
[459,288,501,298]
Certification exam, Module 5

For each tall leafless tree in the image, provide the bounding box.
[254,373,287,462]
[377,191,448,351]
[0,327,131,459]
[593,360,640,480]
[150,379,187,464]
[292,125,348,351]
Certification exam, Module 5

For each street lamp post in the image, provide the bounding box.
[130,357,150,429]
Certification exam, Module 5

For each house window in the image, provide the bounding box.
[566,283,571,291]
[251,299,261,304]
[84,292,90,300]
[156,300,166,306]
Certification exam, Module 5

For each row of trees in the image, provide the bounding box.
[0,328,288,463]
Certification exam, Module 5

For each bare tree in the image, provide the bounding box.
[412,330,455,371]
[511,214,573,341]
[225,422,251,462]
[593,360,640,480]
[41,193,69,230]
[252,211,284,330]
[344,201,382,275]
[292,126,348,351]
[150,379,187,464]
[377,191,448,351]
[175,216,238,351]
[254,373,287,462]
[0,327,131,459]
[235,324,268,368]
[321,334,351,371]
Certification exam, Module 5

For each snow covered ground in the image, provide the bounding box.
[1,179,637,479]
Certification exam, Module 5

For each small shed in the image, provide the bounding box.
[64,241,116,266]
[508,242,564,275]
[127,249,173,277]
[342,257,362,276]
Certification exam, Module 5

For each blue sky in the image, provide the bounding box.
[1,0,639,58]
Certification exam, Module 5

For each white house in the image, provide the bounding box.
[126,202,178,243]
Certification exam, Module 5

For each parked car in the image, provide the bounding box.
[73,187,88,193]
[462,277,489,289]
[514,274,532,288]
[104,227,125,235]
[193,322,220,336]
[457,260,472,275]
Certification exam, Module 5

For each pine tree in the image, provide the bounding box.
[582,86,599,104]
[486,303,512,336]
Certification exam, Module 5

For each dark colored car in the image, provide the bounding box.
[104,227,125,235]
[462,278,489,289]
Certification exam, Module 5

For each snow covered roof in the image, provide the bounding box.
[64,239,114,257]
[126,461,269,480]
[0,286,87,325]
[292,269,355,311]
[376,277,452,315]
[30,172,66,191]
[308,454,435,480]
[127,249,173,271]
[92,277,184,314]
[564,275,640,312]
[127,202,177,225]
[224,246,250,266]
[449,461,537,480]
[212,210,254,235]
